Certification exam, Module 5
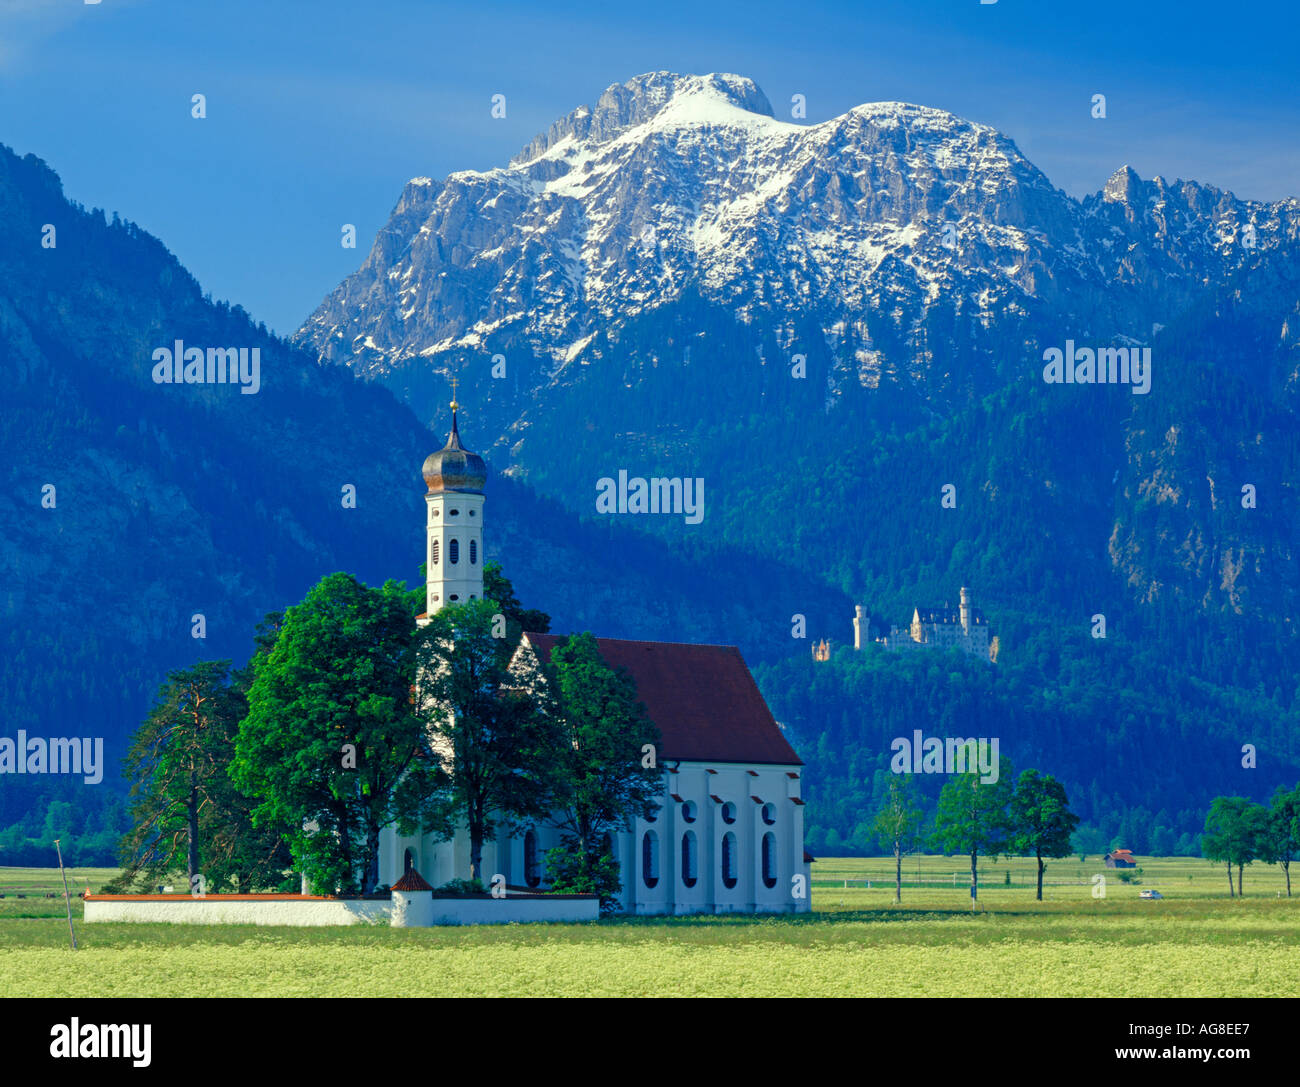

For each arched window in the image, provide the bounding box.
[721,832,738,889]
[403,848,415,875]
[681,800,697,823]
[431,539,440,565]
[762,832,777,888]
[761,802,777,826]
[449,538,459,564]
[524,830,541,888]
[642,831,659,888]
[470,539,477,564]
[681,832,698,888]
[721,802,737,825]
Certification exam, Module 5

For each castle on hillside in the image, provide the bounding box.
[840,587,997,663]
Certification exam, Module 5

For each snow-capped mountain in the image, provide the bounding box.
[296,71,1297,407]
[294,71,1300,652]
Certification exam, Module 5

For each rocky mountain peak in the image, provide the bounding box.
[1103,164,1143,204]
[511,71,775,165]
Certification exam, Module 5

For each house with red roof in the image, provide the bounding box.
[378,404,811,914]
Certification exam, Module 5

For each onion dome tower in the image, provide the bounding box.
[419,380,485,621]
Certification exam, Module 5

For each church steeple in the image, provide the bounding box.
[419,383,485,620]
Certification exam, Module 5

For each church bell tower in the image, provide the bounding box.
[419,382,486,622]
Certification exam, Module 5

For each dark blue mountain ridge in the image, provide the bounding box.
[0,143,847,826]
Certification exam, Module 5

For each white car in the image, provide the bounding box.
[1138,889,1163,899]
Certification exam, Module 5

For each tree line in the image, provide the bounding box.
[873,759,1078,903]
[105,563,659,913]
[754,640,1299,859]
[873,758,1300,901]
[1201,789,1300,897]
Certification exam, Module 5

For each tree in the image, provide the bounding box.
[872,776,923,904]
[110,661,214,889]
[544,839,623,914]
[1202,796,1269,897]
[110,660,291,893]
[542,632,661,912]
[232,573,449,895]
[931,747,1013,905]
[415,598,562,883]
[1009,769,1080,901]
[1260,785,1300,897]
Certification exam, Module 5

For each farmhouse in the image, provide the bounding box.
[1105,849,1137,868]
[380,401,811,914]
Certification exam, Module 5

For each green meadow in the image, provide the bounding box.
[2,856,1297,997]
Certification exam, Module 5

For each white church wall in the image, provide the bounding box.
[377,759,809,915]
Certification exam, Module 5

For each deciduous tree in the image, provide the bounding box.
[415,598,562,883]
[1202,796,1269,897]
[233,574,448,894]
[931,747,1013,905]
[872,776,923,904]
[1260,784,1300,897]
[542,632,661,911]
[1009,769,1080,901]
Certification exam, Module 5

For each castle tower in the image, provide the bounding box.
[959,587,971,635]
[853,605,867,650]
[419,386,487,622]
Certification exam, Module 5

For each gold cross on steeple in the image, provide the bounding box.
[449,374,460,412]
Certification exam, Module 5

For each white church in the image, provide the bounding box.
[376,403,812,915]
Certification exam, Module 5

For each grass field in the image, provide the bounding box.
[2,855,1297,997]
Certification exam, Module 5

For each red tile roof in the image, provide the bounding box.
[523,634,802,766]
[391,869,434,892]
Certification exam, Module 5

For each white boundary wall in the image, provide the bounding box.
[84,894,598,926]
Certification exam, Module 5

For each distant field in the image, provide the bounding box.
[813,852,1294,901]
[2,856,1297,997]
[0,866,119,921]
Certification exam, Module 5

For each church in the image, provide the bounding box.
[376,402,811,914]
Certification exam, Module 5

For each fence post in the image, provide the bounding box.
[54,839,77,950]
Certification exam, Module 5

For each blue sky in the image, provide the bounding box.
[2,0,1296,334]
